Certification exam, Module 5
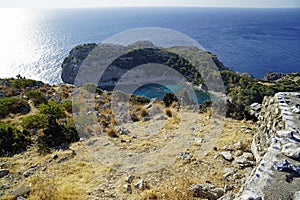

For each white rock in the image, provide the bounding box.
[134,179,147,190]
[155,114,166,120]
[293,191,300,200]
[234,142,243,150]
[125,175,135,183]
[291,106,300,114]
[281,143,300,158]
[223,145,233,151]
[123,184,132,194]
[223,168,234,174]
[143,103,152,109]
[220,152,233,161]
[195,138,203,143]
[117,126,130,135]
[276,130,293,138]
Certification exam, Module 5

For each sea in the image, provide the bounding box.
[0,7,299,86]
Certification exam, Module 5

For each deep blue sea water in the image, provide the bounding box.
[0,7,299,84]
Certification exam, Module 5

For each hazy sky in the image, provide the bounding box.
[1,0,300,8]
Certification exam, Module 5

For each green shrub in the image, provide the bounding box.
[39,101,65,119]
[61,101,72,113]
[22,113,49,129]
[12,79,37,89]
[0,123,31,156]
[162,92,178,107]
[198,100,212,114]
[0,97,30,119]
[37,116,79,152]
[25,90,46,106]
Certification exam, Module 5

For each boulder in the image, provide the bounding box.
[154,114,166,120]
[233,142,243,150]
[218,192,235,200]
[190,183,224,199]
[0,169,9,178]
[134,179,147,190]
[249,103,262,118]
[276,130,293,138]
[125,175,135,183]
[234,153,254,167]
[123,184,132,194]
[179,152,193,161]
[220,152,233,161]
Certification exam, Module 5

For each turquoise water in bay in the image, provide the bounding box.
[133,83,210,104]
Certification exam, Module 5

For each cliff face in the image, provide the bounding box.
[239,92,300,200]
[61,43,97,84]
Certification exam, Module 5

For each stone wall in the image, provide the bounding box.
[251,95,285,161]
[238,92,300,200]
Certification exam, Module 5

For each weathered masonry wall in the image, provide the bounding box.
[238,92,300,200]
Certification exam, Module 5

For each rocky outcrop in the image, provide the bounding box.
[264,72,285,81]
[61,43,97,84]
[238,92,300,200]
[264,71,300,82]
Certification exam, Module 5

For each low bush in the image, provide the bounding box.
[0,123,31,156]
[39,101,65,119]
[0,97,30,119]
[61,101,72,113]
[21,113,49,129]
[162,92,178,107]
[37,116,79,153]
[198,100,212,114]
[106,127,118,138]
[25,90,46,106]
[12,79,37,89]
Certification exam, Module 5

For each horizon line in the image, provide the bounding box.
[1,5,300,9]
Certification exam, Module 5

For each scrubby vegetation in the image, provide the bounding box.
[221,70,300,119]
[21,114,48,130]
[37,116,79,153]
[11,78,37,89]
[25,90,46,106]
[0,123,31,156]
[0,79,79,158]
[39,101,66,119]
[0,97,30,119]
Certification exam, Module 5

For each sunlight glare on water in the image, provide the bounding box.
[0,9,43,79]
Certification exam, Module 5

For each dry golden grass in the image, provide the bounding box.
[140,108,148,118]
[0,90,256,200]
[106,127,118,138]
[139,175,195,200]
[28,175,86,200]
[170,101,178,108]
[165,108,172,118]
